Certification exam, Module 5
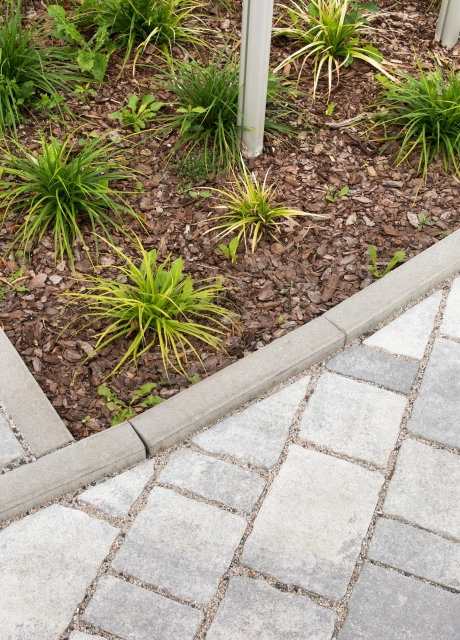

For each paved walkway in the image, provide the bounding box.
[1,275,460,639]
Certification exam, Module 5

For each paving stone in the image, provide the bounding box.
[206,576,335,640]
[338,562,460,639]
[299,373,406,467]
[0,504,118,640]
[441,276,460,339]
[82,575,203,640]
[69,632,104,640]
[79,459,155,518]
[159,449,265,513]
[364,290,442,359]
[241,445,383,601]
[407,338,460,448]
[113,486,246,605]
[192,377,309,469]
[368,517,460,590]
[326,344,419,394]
[0,412,26,467]
[384,439,460,539]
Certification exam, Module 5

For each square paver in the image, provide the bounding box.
[384,439,460,539]
[0,504,118,640]
[82,575,203,640]
[369,517,460,590]
[193,377,309,469]
[407,338,460,448]
[441,276,460,339]
[113,486,246,605]
[364,291,442,359]
[326,345,419,394]
[338,562,460,639]
[159,449,265,513]
[79,459,155,519]
[206,576,335,640]
[241,445,383,601]
[299,372,407,467]
[0,413,26,467]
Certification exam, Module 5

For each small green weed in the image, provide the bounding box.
[326,185,349,202]
[218,237,239,263]
[68,239,237,377]
[325,102,336,116]
[417,214,436,231]
[109,94,165,132]
[98,382,163,426]
[366,244,405,278]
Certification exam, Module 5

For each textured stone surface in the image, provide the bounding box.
[206,576,335,640]
[82,575,203,640]
[241,445,383,601]
[0,413,26,467]
[193,377,309,469]
[441,276,460,339]
[338,562,460,639]
[299,373,406,467]
[364,291,442,359]
[0,505,118,640]
[384,439,460,539]
[113,486,246,605]
[407,338,460,448]
[79,459,155,518]
[369,517,460,590]
[69,633,104,640]
[326,345,419,394]
[159,449,265,513]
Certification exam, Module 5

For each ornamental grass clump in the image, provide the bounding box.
[0,134,139,263]
[77,0,206,69]
[69,241,236,377]
[273,0,391,95]
[373,65,460,179]
[207,163,326,252]
[0,0,82,130]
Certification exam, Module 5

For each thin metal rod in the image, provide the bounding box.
[237,0,275,158]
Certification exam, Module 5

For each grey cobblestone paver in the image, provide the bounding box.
[0,505,118,640]
[206,576,335,640]
[384,439,460,539]
[241,445,383,601]
[338,562,460,639]
[113,486,246,605]
[441,276,460,339]
[159,449,265,513]
[326,344,419,394]
[192,377,310,469]
[364,290,442,359]
[79,459,155,518]
[82,574,203,640]
[299,372,407,467]
[0,412,26,467]
[3,276,460,639]
[369,517,460,589]
[407,337,460,448]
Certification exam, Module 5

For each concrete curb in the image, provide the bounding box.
[0,329,74,457]
[0,422,145,522]
[1,229,459,521]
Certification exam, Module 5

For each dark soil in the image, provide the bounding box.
[1,0,459,439]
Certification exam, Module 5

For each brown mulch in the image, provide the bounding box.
[0,0,459,439]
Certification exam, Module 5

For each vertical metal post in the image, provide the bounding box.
[238,0,275,158]
[436,0,460,49]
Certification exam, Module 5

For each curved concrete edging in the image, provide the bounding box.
[1,228,460,522]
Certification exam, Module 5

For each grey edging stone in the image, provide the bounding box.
[0,422,145,523]
[130,316,344,455]
[325,229,460,341]
[0,329,73,457]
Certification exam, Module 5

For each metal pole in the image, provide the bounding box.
[238,0,275,158]
[436,0,460,49]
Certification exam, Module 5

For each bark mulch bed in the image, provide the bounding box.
[0,0,459,439]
